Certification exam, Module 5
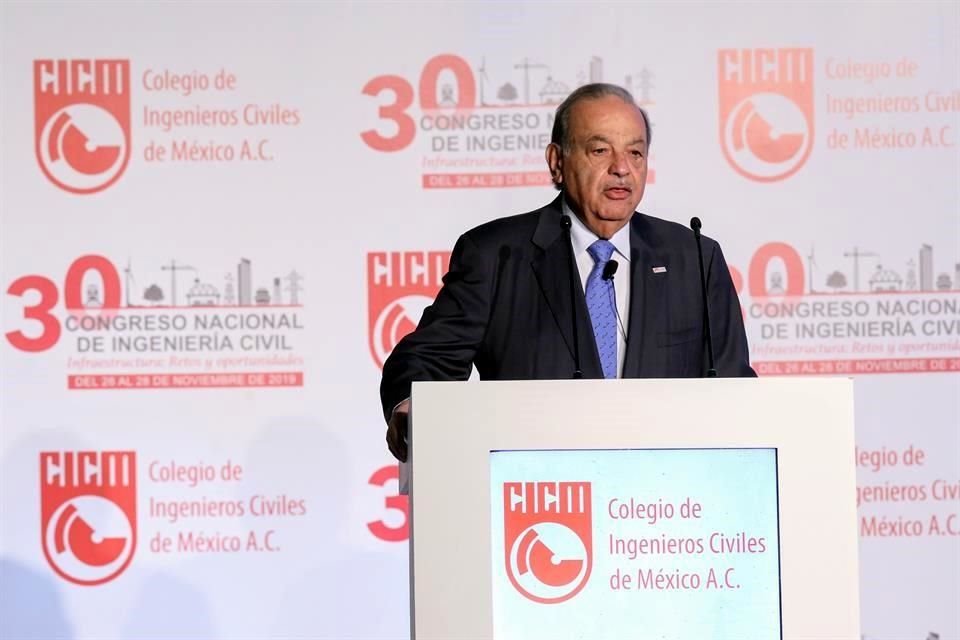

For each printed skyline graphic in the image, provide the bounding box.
[793,242,958,295]
[76,257,305,309]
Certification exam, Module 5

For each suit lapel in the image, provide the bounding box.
[530,197,603,378]
[623,215,667,378]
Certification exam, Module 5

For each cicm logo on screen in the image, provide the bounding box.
[718,48,814,182]
[503,481,593,604]
[40,451,137,585]
[34,59,132,194]
[367,251,450,369]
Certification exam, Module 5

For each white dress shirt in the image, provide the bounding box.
[562,200,631,378]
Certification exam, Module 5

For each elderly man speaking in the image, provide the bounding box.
[381,83,754,462]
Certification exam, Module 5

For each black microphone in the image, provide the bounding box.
[690,217,717,377]
[602,260,618,281]
[560,216,583,378]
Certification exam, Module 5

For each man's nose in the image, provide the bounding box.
[609,150,629,176]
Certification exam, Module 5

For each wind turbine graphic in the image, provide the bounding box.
[806,246,818,294]
[478,57,490,106]
[123,258,140,307]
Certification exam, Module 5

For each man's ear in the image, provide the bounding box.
[545,143,563,186]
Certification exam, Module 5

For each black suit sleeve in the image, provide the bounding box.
[379,231,494,420]
[705,239,757,377]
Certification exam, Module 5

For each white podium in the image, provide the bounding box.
[406,377,859,640]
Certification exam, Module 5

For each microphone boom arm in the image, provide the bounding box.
[690,217,718,377]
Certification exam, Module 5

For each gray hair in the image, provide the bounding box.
[550,83,651,191]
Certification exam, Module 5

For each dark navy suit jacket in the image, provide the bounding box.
[380,195,755,420]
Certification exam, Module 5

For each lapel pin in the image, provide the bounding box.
[652,266,667,274]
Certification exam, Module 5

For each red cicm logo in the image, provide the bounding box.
[34,59,132,194]
[367,251,450,369]
[718,48,814,182]
[503,481,592,604]
[40,451,137,585]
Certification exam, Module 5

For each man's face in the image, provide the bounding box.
[546,95,648,238]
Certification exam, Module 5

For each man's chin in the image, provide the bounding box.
[597,204,639,221]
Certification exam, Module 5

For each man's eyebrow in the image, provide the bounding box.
[584,135,612,145]
[583,135,647,146]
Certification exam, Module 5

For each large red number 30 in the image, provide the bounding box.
[361,54,476,152]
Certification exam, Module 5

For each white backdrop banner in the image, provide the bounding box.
[1,2,958,639]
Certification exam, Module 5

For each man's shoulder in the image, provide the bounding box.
[462,199,558,246]
[633,212,720,251]
[466,209,539,237]
[633,211,693,240]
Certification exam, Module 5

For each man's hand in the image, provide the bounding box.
[386,399,410,462]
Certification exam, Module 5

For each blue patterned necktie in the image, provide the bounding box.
[586,239,617,379]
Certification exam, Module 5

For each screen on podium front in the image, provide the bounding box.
[490,449,782,640]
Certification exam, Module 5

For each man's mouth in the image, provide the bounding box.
[605,186,632,199]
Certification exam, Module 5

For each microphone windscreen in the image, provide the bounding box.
[602,260,619,280]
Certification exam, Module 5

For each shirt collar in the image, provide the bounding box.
[562,197,631,263]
